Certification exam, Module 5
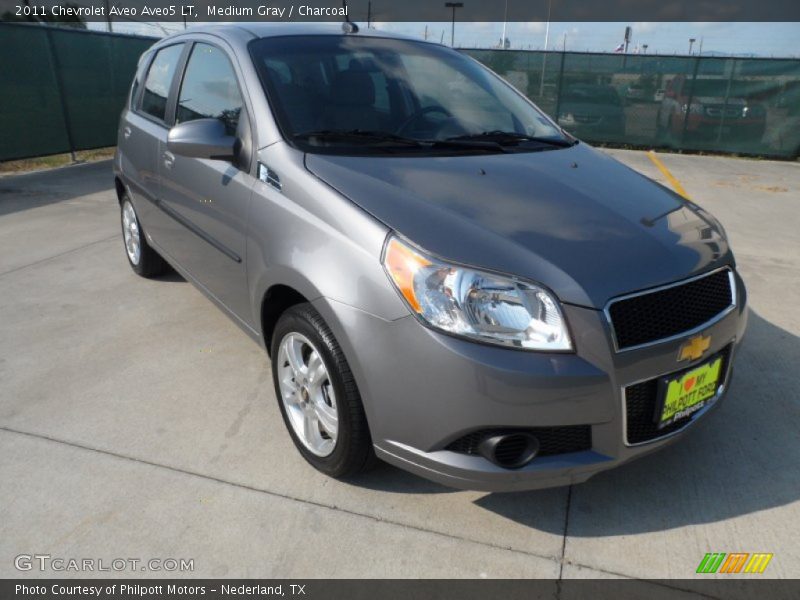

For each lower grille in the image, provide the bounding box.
[446,426,591,457]
[625,346,732,444]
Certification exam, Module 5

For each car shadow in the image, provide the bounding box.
[153,269,185,283]
[473,309,799,535]
[0,160,114,217]
[345,461,459,494]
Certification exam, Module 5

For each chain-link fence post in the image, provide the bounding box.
[680,54,702,148]
[716,59,737,144]
[44,26,78,162]
[553,51,566,124]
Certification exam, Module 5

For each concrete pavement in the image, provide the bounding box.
[0,150,798,589]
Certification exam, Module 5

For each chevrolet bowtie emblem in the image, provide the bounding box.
[678,334,711,362]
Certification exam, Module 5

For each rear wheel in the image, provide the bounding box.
[120,195,168,277]
[271,303,374,478]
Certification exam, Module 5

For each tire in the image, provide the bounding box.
[270,303,375,478]
[120,194,168,278]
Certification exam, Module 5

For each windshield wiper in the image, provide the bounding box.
[293,129,425,146]
[446,131,577,148]
[293,129,508,153]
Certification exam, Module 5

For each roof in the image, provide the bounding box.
[168,22,421,44]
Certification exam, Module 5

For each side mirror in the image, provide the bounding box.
[167,118,236,161]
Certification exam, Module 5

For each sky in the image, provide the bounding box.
[87,21,800,58]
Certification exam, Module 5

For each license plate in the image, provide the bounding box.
[657,356,723,429]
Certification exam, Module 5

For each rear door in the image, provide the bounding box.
[158,40,256,326]
[120,43,186,241]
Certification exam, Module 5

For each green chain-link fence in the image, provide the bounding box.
[1,24,798,161]
[0,22,155,161]
[465,48,800,158]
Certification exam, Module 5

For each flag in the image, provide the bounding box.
[614,43,625,53]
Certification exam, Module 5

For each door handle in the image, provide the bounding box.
[163,150,175,170]
[123,126,132,139]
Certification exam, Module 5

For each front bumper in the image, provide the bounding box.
[313,270,748,492]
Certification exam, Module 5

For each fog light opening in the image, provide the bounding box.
[478,432,540,469]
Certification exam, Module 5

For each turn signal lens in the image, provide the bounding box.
[383,237,431,313]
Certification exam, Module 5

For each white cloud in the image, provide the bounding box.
[634,22,660,33]
[522,21,547,34]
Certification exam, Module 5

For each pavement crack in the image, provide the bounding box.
[556,484,573,598]
[0,425,559,566]
[0,235,117,278]
[0,425,737,594]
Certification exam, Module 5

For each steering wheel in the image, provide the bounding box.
[395,105,453,136]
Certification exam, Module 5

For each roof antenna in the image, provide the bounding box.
[342,0,359,34]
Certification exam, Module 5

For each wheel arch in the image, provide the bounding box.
[261,284,311,356]
[114,176,126,204]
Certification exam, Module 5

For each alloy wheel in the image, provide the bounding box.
[122,200,141,265]
[277,332,339,457]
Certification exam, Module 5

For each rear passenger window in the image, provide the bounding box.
[140,44,183,122]
[176,43,243,136]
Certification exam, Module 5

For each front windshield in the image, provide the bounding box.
[249,35,570,154]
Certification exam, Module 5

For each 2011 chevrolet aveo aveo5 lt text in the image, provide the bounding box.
[114,24,747,492]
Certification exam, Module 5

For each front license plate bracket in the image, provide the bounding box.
[655,354,724,429]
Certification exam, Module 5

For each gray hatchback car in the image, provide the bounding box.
[114,23,747,492]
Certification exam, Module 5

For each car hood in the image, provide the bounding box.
[305,143,731,308]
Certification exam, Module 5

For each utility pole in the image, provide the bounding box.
[689,38,696,55]
[501,0,508,49]
[543,0,552,51]
[444,2,464,47]
[103,0,113,32]
[424,25,428,40]
[367,1,372,28]
[538,0,553,97]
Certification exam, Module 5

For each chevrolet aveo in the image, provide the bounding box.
[114,24,747,491]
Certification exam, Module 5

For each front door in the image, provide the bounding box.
[158,41,255,327]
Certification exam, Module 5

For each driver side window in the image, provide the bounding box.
[176,43,243,136]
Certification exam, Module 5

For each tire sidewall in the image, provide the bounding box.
[270,307,359,476]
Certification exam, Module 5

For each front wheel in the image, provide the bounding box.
[271,303,374,478]
[120,195,168,277]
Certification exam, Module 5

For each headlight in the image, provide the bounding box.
[382,236,572,351]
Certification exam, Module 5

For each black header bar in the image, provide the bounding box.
[1,0,799,23]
